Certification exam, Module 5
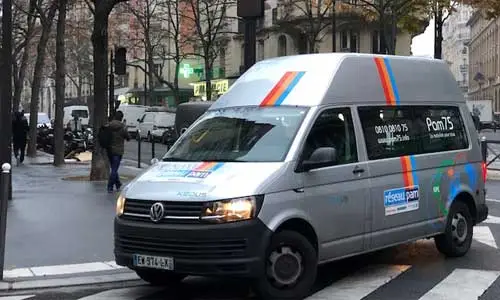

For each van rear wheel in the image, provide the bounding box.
[135,269,186,286]
[434,201,473,257]
[254,230,317,300]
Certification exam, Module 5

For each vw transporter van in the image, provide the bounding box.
[114,53,488,299]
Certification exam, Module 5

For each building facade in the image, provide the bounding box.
[467,11,500,111]
[442,4,474,97]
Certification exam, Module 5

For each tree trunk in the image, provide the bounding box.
[77,75,83,103]
[173,61,180,106]
[14,47,30,112]
[204,62,212,101]
[27,3,58,157]
[54,0,67,166]
[434,9,444,59]
[90,8,111,181]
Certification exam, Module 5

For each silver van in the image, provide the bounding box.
[114,53,488,299]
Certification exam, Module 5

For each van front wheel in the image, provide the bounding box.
[135,269,186,286]
[434,201,473,257]
[254,230,317,300]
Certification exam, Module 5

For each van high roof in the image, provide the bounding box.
[211,53,463,110]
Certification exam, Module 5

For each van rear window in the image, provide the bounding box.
[358,106,469,160]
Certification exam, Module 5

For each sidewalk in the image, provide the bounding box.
[4,154,142,284]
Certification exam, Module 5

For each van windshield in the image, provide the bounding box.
[72,110,88,118]
[163,106,308,162]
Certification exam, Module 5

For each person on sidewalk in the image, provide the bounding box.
[107,110,130,193]
[12,111,29,165]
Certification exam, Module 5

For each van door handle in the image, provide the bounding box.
[352,166,365,174]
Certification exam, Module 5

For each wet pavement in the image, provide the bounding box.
[5,157,141,269]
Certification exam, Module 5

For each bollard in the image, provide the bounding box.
[137,135,141,169]
[0,163,11,280]
[151,137,155,160]
[481,136,487,162]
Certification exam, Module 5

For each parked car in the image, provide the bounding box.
[25,112,51,128]
[117,103,150,138]
[136,108,176,142]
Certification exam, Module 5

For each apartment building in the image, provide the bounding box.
[467,11,500,111]
[442,4,474,97]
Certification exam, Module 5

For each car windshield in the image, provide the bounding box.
[163,106,308,162]
[72,110,88,118]
[156,112,175,126]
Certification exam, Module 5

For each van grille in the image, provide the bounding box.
[115,235,248,259]
[122,199,204,224]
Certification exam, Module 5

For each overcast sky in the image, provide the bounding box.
[411,19,434,57]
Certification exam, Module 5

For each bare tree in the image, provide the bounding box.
[276,0,333,53]
[353,0,427,54]
[87,0,128,181]
[27,0,58,157]
[53,0,68,166]
[183,0,234,101]
[127,0,189,106]
[12,0,38,112]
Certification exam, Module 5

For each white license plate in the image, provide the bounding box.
[133,254,174,270]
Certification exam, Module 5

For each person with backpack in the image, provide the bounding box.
[99,110,130,193]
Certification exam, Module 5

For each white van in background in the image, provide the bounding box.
[116,104,150,137]
[64,105,89,127]
[25,112,51,128]
[137,110,176,142]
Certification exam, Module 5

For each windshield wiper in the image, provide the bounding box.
[162,157,197,162]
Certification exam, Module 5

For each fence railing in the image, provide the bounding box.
[481,137,500,170]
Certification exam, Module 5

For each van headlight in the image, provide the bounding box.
[200,195,263,223]
[116,194,126,216]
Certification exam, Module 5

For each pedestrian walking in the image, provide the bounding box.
[12,110,29,165]
[99,110,130,193]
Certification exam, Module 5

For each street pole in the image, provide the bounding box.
[1,0,13,200]
[0,163,11,280]
[332,0,336,52]
[143,52,148,106]
[243,18,257,72]
[109,49,115,119]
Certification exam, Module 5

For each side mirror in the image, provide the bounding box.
[151,158,159,165]
[137,118,142,123]
[299,147,337,172]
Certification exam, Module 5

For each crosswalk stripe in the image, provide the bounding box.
[78,286,161,300]
[306,264,411,300]
[418,269,500,300]
[0,296,35,300]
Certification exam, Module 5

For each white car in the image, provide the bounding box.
[136,111,176,142]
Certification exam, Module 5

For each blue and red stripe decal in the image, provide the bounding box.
[260,71,306,106]
[400,155,418,187]
[374,57,400,106]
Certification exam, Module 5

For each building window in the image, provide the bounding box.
[272,8,278,24]
[278,35,287,56]
[219,48,226,77]
[341,31,348,50]
[372,30,380,54]
[240,43,245,69]
[258,40,265,61]
[350,31,358,52]
[238,19,244,34]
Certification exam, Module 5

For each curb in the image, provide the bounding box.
[0,272,141,291]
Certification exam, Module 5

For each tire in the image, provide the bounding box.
[135,269,186,286]
[434,200,473,257]
[253,230,317,300]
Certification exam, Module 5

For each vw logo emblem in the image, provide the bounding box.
[150,202,165,223]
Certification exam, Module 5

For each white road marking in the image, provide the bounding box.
[306,264,411,300]
[418,269,500,300]
[78,286,161,300]
[473,226,498,249]
[0,296,35,300]
[486,198,500,203]
[484,215,500,225]
[4,261,125,279]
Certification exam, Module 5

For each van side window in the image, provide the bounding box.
[358,105,469,160]
[415,106,469,153]
[302,108,358,165]
[358,106,418,160]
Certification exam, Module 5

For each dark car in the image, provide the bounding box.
[174,101,214,137]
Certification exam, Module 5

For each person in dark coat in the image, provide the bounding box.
[12,111,29,165]
[107,110,130,193]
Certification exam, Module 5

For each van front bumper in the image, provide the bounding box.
[114,217,272,277]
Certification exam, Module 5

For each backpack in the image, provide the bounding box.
[98,124,112,150]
